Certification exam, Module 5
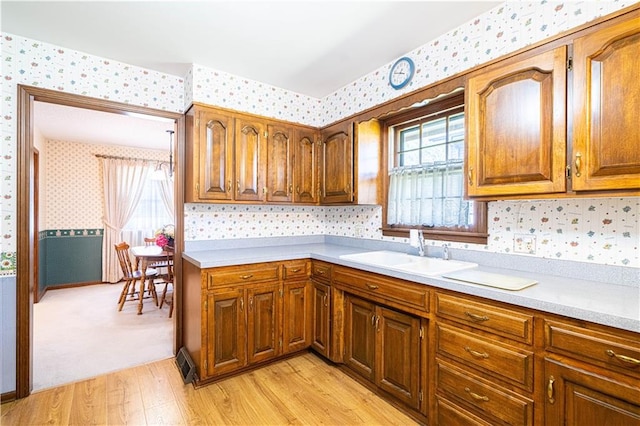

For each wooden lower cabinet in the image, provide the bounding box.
[183,260,313,385]
[282,280,312,354]
[310,279,331,357]
[206,287,246,377]
[246,282,281,364]
[544,358,640,425]
[344,294,422,410]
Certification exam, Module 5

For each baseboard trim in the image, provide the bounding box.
[1,390,17,403]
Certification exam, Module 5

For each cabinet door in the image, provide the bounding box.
[545,358,640,426]
[466,46,567,197]
[266,124,293,202]
[235,117,266,201]
[197,109,234,200]
[246,283,281,364]
[571,17,640,191]
[282,280,312,354]
[207,288,246,377]
[344,296,376,381]
[311,280,330,357]
[321,122,353,203]
[376,307,421,409]
[293,128,319,204]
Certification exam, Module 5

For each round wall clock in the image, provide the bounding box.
[389,57,415,90]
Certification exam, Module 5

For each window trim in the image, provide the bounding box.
[380,92,488,245]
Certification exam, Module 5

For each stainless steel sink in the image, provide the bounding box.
[339,250,478,277]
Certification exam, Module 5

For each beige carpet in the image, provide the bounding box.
[33,283,173,391]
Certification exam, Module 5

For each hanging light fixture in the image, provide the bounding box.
[166,129,174,178]
[151,129,175,180]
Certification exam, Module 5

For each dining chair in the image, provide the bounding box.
[114,242,159,313]
[157,245,174,318]
[143,236,170,271]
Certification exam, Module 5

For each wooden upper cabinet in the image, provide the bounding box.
[186,107,234,202]
[571,16,640,191]
[321,121,354,203]
[266,124,293,202]
[466,46,568,197]
[235,116,266,202]
[293,127,319,204]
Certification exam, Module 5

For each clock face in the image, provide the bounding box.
[389,57,415,89]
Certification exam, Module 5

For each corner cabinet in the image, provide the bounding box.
[466,9,640,199]
[186,103,319,204]
[319,119,382,205]
[266,124,320,204]
[182,259,312,385]
[185,105,266,203]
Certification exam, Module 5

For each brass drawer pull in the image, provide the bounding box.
[316,269,325,275]
[290,268,301,273]
[240,274,254,280]
[464,387,489,402]
[464,311,489,322]
[605,349,640,366]
[366,283,379,290]
[547,375,555,404]
[465,346,489,359]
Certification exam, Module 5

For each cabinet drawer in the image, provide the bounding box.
[310,261,332,282]
[334,267,429,313]
[282,260,309,281]
[436,324,533,390]
[206,263,280,288]
[436,395,493,426]
[545,320,640,376]
[436,293,533,344]
[436,360,533,426]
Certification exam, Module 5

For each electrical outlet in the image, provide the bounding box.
[514,234,536,254]
[355,226,364,238]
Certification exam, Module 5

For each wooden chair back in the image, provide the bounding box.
[114,242,135,279]
[144,237,156,247]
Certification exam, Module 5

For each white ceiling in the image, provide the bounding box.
[4,0,501,149]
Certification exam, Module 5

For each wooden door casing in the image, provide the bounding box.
[571,16,640,191]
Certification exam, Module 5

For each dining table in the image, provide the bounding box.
[130,245,174,315]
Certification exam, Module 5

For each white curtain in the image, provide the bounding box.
[101,158,151,283]
[157,166,174,220]
[387,160,470,227]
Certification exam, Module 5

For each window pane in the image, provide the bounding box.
[422,118,447,148]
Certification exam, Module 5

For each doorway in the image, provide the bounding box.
[16,85,185,397]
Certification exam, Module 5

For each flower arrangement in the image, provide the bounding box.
[155,224,175,248]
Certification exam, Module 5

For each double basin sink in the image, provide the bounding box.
[339,250,478,277]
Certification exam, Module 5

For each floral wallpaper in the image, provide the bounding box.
[44,140,167,229]
[2,0,639,275]
[185,198,639,268]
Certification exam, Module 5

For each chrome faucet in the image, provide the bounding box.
[417,231,426,257]
[410,229,426,256]
[442,243,449,260]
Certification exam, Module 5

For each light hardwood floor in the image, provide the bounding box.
[1,352,419,425]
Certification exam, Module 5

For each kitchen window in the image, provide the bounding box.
[382,92,487,244]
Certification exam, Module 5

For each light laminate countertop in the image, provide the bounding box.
[183,242,640,333]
